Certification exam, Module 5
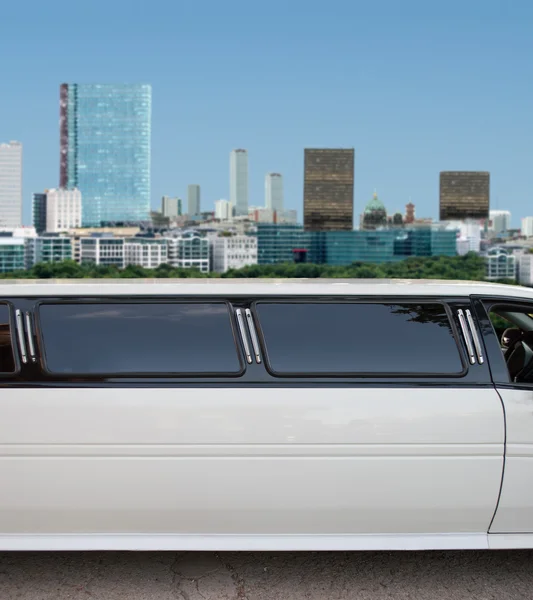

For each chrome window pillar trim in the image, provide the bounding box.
[457,309,476,365]
[235,309,252,364]
[465,309,484,364]
[15,309,27,364]
[245,309,261,364]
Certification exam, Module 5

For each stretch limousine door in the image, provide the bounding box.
[0,297,504,545]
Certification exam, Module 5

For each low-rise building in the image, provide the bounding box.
[518,253,533,286]
[80,236,125,268]
[485,247,516,281]
[211,234,258,273]
[254,223,457,265]
[25,236,73,269]
[0,236,25,273]
[166,233,209,273]
[124,238,169,269]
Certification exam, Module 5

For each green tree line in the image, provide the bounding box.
[0,253,503,282]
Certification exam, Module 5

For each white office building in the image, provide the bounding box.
[522,217,533,238]
[161,196,181,219]
[166,233,209,273]
[249,206,275,223]
[519,253,533,286]
[45,188,82,233]
[124,239,169,269]
[187,185,201,216]
[230,149,248,216]
[449,220,481,253]
[485,247,516,281]
[80,237,125,268]
[215,199,234,221]
[265,173,283,212]
[0,141,22,228]
[277,209,298,224]
[212,234,258,273]
[489,210,511,235]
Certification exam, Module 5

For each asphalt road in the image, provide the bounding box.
[1,550,532,599]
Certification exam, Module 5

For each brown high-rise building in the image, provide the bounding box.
[439,171,490,221]
[304,148,354,231]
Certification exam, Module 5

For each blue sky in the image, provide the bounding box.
[1,0,532,226]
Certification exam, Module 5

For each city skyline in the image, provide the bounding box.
[1,1,532,227]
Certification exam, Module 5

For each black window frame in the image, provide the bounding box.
[34,298,246,379]
[251,298,469,379]
[477,296,533,388]
[0,301,21,377]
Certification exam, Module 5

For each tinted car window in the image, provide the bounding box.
[0,305,15,373]
[39,302,242,375]
[256,302,463,376]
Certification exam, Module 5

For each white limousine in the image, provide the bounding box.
[1,278,533,551]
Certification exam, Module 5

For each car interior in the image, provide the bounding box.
[490,307,533,383]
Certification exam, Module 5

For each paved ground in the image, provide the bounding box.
[0,550,532,599]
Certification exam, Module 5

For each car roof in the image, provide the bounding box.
[0,278,530,299]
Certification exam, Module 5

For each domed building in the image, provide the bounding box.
[361,192,387,230]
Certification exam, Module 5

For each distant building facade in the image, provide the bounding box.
[0,141,23,228]
[230,149,248,216]
[0,236,25,272]
[522,217,533,238]
[45,188,82,233]
[166,233,209,273]
[80,237,126,268]
[26,236,73,269]
[60,83,151,226]
[211,234,258,273]
[161,196,181,219]
[485,247,516,281]
[254,223,456,266]
[124,238,168,269]
[215,199,234,220]
[277,209,298,225]
[489,210,511,235]
[439,171,490,221]
[303,148,354,231]
[265,173,283,212]
[32,193,47,235]
[187,185,201,216]
[519,254,533,287]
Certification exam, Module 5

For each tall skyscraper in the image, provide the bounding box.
[60,83,151,226]
[230,149,248,216]
[187,184,201,216]
[0,141,23,228]
[265,173,283,212]
[439,172,490,221]
[303,148,354,231]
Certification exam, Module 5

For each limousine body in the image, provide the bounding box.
[1,278,533,551]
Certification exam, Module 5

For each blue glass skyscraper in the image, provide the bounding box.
[60,84,151,226]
